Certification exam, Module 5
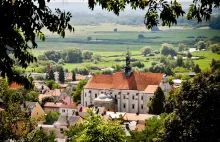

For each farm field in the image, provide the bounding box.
[32,24,220,71]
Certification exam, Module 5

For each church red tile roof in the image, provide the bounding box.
[9,82,20,90]
[84,72,163,91]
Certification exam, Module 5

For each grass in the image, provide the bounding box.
[192,51,220,70]
[29,24,220,72]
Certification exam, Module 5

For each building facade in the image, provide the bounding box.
[81,72,171,114]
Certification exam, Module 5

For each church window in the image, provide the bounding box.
[62,109,65,113]
[132,96,135,100]
[132,104,135,109]
[95,94,97,98]
[123,104,126,108]
[141,96,143,100]
[85,93,87,97]
[124,95,126,99]
[141,104,143,109]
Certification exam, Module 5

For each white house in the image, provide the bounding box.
[59,103,78,116]
[81,72,171,114]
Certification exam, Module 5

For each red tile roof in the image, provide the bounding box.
[52,89,64,97]
[9,82,20,90]
[144,85,159,94]
[44,90,54,95]
[65,73,72,81]
[60,103,78,109]
[61,96,73,105]
[123,113,155,121]
[84,72,163,91]
[44,102,63,108]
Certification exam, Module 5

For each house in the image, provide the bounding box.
[38,94,53,102]
[81,72,171,114]
[59,103,78,116]
[54,115,82,128]
[60,96,73,105]
[21,102,45,119]
[123,113,155,131]
[173,79,182,88]
[44,102,63,112]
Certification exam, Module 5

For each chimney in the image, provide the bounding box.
[136,112,139,115]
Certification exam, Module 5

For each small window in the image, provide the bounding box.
[124,95,126,99]
[115,95,117,99]
[85,93,87,97]
[85,102,87,106]
[62,109,65,112]
[95,94,97,98]
[132,104,135,109]
[123,104,126,108]
[141,96,143,100]
[141,104,143,109]
[132,96,135,100]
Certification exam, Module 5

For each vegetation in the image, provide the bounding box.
[58,67,65,84]
[41,96,55,107]
[65,112,126,142]
[72,80,88,104]
[141,46,152,56]
[148,87,165,115]
[161,43,177,57]
[48,70,55,81]
[44,112,60,125]
[46,80,60,90]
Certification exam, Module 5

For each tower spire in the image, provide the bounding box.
[124,48,132,78]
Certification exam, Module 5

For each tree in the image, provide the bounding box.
[210,44,220,54]
[161,70,220,141]
[193,64,201,73]
[178,43,187,52]
[149,63,165,73]
[82,50,93,60]
[93,53,102,61]
[176,55,184,67]
[44,51,61,62]
[46,80,59,90]
[41,96,55,107]
[102,69,113,75]
[0,0,73,89]
[131,61,145,68]
[59,67,65,84]
[186,51,192,58]
[63,48,83,63]
[0,78,8,98]
[48,69,55,81]
[74,67,89,75]
[44,112,60,125]
[210,59,220,71]
[194,41,206,50]
[87,37,92,41]
[29,128,56,142]
[165,66,174,76]
[65,112,126,142]
[89,0,219,28]
[38,55,48,61]
[141,46,152,56]
[161,43,177,57]
[138,34,145,39]
[129,113,167,142]
[148,87,165,115]
[26,91,39,102]
[73,80,88,104]
[72,70,76,81]
[0,102,35,141]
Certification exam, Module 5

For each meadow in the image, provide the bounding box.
[32,24,220,71]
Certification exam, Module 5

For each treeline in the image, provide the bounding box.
[38,48,97,63]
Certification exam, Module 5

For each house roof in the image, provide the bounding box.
[65,73,72,81]
[84,72,163,91]
[61,96,73,105]
[54,115,81,126]
[144,85,158,94]
[136,123,146,131]
[76,74,87,80]
[44,90,54,95]
[44,102,63,108]
[9,82,20,90]
[52,89,64,97]
[60,103,78,109]
[123,113,155,121]
[59,84,69,88]
[106,111,126,119]
[21,102,37,113]
[39,94,53,102]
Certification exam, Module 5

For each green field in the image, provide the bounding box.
[31,24,220,71]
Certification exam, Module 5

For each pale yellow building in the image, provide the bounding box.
[21,102,45,120]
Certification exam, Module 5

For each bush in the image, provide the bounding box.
[149,53,155,56]
[44,111,60,125]
[131,61,145,68]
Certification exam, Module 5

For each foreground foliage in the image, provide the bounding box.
[65,113,126,142]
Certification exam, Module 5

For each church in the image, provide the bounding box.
[81,54,171,114]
